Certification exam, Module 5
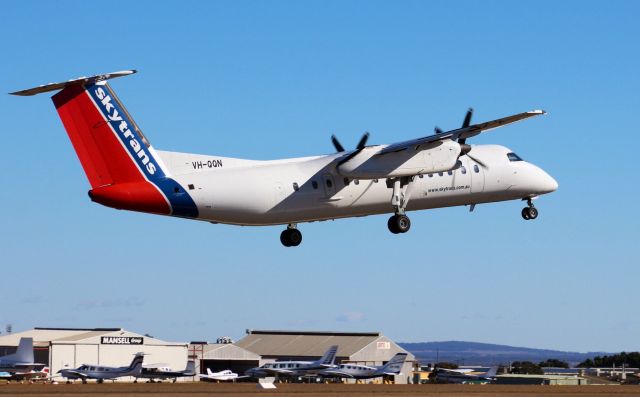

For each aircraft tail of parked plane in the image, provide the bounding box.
[318,345,338,367]
[378,353,407,375]
[4,337,35,365]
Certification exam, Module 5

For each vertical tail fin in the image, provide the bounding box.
[318,345,339,366]
[483,365,499,378]
[11,71,198,218]
[184,360,196,376]
[378,353,407,375]
[10,338,35,364]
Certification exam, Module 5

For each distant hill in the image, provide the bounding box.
[399,341,609,366]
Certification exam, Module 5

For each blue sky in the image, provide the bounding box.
[1,1,638,354]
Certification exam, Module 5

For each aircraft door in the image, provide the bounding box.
[470,160,485,193]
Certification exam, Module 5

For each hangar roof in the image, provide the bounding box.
[0,327,184,346]
[235,330,412,360]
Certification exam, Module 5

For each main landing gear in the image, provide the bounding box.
[387,177,414,235]
[280,224,302,247]
[521,198,539,220]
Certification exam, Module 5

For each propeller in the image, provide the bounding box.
[331,132,370,166]
[331,132,369,153]
[456,107,488,168]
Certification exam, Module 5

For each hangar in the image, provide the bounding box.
[0,327,189,381]
[235,330,415,384]
[189,341,261,379]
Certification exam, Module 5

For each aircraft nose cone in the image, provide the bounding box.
[537,169,558,194]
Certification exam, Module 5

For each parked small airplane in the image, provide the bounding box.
[57,352,144,383]
[12,71,557,246]
[0,338,44,374]
[0,367,49,382]
[245,345,338,378]
[199,368,247,382]
[134,360,196,383]
[320,352,407,379]
[432,366,498,384]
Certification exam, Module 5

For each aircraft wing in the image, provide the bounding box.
[378,110,545,155]
[61,370,89,378]
[321,370,354,378]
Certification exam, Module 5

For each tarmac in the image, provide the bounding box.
[1,383,640,397]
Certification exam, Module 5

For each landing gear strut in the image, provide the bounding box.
[280,224,302,247]
[387,177,414,234]
[521,198,539,220]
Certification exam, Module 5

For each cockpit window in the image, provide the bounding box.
[507,152,523,161]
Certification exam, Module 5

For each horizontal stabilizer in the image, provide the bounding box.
[9,70,136,96]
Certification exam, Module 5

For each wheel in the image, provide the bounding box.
[280,228,302,247]
[288,229,302,246]
[388,214,411,233]
[521,207,530,220]
[527,206,538,220]
[387,216,400,234]
[280,230,292,247]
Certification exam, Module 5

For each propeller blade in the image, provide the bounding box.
[331,135,345,152]
[467,152,489,169]
[459,108,474,145]
[356,132,370,150]
[462,107,473,128]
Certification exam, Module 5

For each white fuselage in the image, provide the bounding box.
[160,144,557,226]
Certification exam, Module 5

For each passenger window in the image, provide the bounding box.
[447,170,453,176]
[507,152,523,161]
[312,180,318,189]
[461,166,466,174]
[344,178,350,186]
[326,179,333,188]
[292,182,299,191]
[354,179,360,185]
[438,172,443,176]
[428,173,433,178]
[373,179,378,183]
[419,174,423,179]
[474,164,480,173]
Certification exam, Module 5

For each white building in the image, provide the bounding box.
[0,327,188,382]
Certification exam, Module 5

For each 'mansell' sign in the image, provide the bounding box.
[100,336,144,345]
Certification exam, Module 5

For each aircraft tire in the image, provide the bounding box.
[521,208,531,220]
[389,214,410,233]
[387,216,400,234]
[280,229,302,247]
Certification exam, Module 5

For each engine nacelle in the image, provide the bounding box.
[337,140,462,179]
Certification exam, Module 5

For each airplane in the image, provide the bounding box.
[320,352,408,380]
[432,365,498,384]
[56,352,144,383]
[0,367,50,383]
[199,368,247,382]
[245,345,338,378]
[0,338,44,374]
[11,70,558,247]
[134,360,196,383]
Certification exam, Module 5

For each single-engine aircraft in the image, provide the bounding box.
[11,71,558,247]
[199,368,247,382]
[135,360,196,383]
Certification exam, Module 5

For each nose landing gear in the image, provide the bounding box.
[280,224,302,247]
[521,198,539,220]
